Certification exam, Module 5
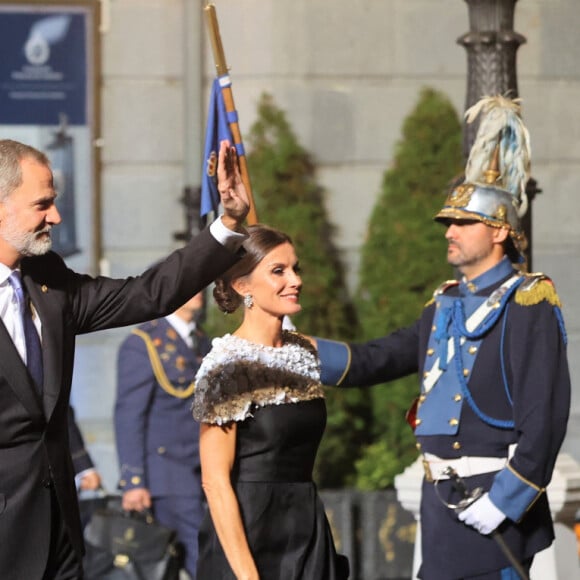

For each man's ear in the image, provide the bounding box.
[493,227,510,244]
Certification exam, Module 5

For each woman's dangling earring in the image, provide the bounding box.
[243,294,254,309]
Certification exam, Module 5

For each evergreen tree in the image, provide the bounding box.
[354,87,464,489]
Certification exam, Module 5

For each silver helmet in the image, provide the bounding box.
[434,96,531,262]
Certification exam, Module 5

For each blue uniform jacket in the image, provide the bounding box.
[115,318,210,498]
[317,259,571,578]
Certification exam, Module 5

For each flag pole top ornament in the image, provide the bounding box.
[434,95,531,263]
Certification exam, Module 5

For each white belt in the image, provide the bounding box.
[422,453,508,482]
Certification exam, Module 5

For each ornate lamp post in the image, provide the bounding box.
[173,185,203,244]
[458,0,539,269]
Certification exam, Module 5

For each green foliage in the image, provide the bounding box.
[246,94,357,340]
[353,87,464,489]
[204,301,241,337]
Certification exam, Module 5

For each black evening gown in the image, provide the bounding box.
[196,397,345,579]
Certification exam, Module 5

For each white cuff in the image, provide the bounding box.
[74,467,97,489]
[209,217,247,253]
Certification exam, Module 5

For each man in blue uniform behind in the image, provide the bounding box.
[114,292,210,579]
[316,96,571,579]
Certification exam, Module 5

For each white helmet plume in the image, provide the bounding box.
[464,95,531,218]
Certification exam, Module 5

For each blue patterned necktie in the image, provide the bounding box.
[8,272,44,392]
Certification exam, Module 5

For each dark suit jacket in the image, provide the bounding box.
[0,226,238,580]
[114,317,209,498]
[68,405,95,476]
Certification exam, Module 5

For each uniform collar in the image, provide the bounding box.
[165,312,195,342]
[459,256,515,295]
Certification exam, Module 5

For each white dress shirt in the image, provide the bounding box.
[209,217,247,253]
[165,313,196,348]
[0,264,42,364]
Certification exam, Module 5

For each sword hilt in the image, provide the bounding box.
[443,466,483,511]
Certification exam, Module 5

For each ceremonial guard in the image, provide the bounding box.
[115,293,210,579]
[316,96,571,579]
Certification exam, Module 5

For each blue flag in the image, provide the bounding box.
[200,77,234,218]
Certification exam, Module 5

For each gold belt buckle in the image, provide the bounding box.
[422,458,434,483]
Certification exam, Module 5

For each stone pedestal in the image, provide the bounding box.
[394,457,423,579]
[394,453,580,579]
[532,453,580,579]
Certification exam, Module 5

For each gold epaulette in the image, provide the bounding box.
[514,273,562,307]
[425,279,459,307]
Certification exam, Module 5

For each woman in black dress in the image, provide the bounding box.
[192,224,348,580]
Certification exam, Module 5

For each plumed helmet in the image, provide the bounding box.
[434,95,531,262]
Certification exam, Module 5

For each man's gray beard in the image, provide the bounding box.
[0,221,52,257]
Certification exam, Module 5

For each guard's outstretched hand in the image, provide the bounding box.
[217,140,249,231]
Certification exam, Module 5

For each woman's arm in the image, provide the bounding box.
[199,422,259,580]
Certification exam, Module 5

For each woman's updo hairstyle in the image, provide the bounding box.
[213,224,293,313]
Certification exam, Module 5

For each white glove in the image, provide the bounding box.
[457,492,506,535]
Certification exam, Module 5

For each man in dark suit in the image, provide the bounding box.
[114,292,209,578]
[0,138,248,580]
[68,405,102,493]
[68,405,107,532]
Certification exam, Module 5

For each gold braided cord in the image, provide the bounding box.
[131,328,196,399]
[333,341,352,387]
[506,462,543,492]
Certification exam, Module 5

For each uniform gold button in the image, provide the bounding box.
[454,394,462,402]
[157,447,166,454]
[432,325,437,332]
[468,346,477,355]
[463,368,469,377]
[415,419,422,426]
[41,285,48,293]
[449,418,459,426]
[119,479,126,487]
[467,282,476,293]
[427,348,434,356]
[416,442,422,450]
[131,476,141,485]
[419,395,426,403]
[423,371,429,379]
[453,441,461,450]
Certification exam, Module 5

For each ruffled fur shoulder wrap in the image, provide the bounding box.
[192,331,325,425]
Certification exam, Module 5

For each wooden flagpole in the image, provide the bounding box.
[204,3,258,225]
